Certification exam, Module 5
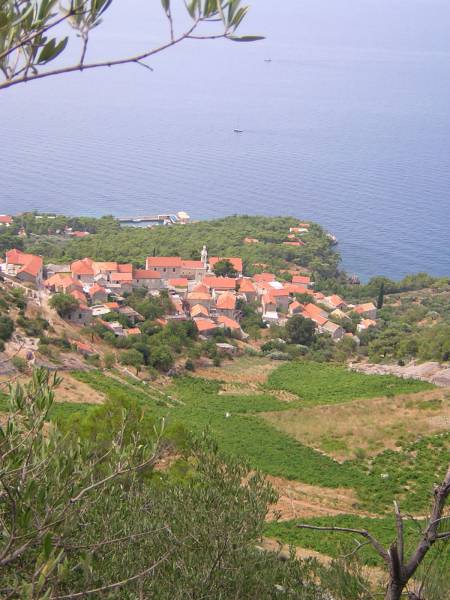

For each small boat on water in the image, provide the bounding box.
[264,58,272,63]
[233,128,243,133]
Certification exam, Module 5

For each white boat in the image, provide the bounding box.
[233,128,243,133]
[264,58,272,63]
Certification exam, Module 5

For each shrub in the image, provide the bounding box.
[12,356,28,372]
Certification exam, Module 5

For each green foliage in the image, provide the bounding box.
[0,313,14,340]
[285,315,316,346]
[49,292,79,317]
[377,281,385,309]
[12,355,27,372]
[1,368,337,600]
[67,370,447,514]
[265,515,448,570]
[267,361,432,406]
[120,348,144,373]
[33,215,339,280]
[213,258,238,277]
[103,351,115,369]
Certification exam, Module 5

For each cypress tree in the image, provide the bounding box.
[377,282,385,309]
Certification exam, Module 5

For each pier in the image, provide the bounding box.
[117,211,190,226]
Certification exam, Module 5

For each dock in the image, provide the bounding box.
[117,211,190,226]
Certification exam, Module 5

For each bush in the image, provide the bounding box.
[0,314,14,341]
[12,355,28,372]
[103,352,116,369]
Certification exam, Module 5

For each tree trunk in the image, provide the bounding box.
[385,579,404,600]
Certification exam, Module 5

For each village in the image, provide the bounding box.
[0,220,379,352]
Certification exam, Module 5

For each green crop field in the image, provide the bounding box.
[267,361,432,405]
[59,370,449,516]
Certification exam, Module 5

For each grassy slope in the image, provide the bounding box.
[63,365,448,515]
[267,362,432,406]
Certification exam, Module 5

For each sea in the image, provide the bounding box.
[1,0,450,282]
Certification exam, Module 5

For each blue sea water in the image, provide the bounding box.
[1,0,450,281]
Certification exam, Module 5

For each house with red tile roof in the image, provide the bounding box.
[5,249,43,284]
[132,269,162,290]
[216,292,237,318]
[301,303,329,327]
[253,272,275,283]
[124,327,142,336]
[180,260,207,281]
[70,289,88,304]
[266,287,290,311]
[146,256,182,279]
[0,215,13,226]
[289,300,303,315]
[187,283,212,309]
[217,316,246,339]
[292,275,311,286]
[44,274,82,294]
[323,294,347,310]
[209,256,243,276]
[354,302,377,320]
[321,320,345,341]
[71,258,95,283]
[283,283,313,296]
[237,278,257,302]
[194,318,222,336]
[202,276,237,294]
[357,318,377,333]
[109,271,133,293]
[190,304,210,318]
[166,277,189,297]
[283,241,304,247]
[262,293,277,316]
[74,340,96,357]
[88,283,108,304]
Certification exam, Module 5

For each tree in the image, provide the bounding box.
[120,347,144,374]
[1,369,333,599]
[0,314,14,341]
[285,315,316,346]
[213,259,238,278]
[298,465,450,600]
[49,292,79,317]
[0,0,262,92]
[377,281,385,309]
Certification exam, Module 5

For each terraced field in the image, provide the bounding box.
[3,359,448,568]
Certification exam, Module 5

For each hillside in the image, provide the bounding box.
[0,214,449,598]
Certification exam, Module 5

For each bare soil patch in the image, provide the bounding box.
[195,356,277,384]
[262,389,450,461]
[266,475,367,521]
[55,373,105,405]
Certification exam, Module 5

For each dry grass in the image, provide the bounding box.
[195,356,277,384]
[266,475,366,521]
[54,373,105,405]
[262,389,450,461]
